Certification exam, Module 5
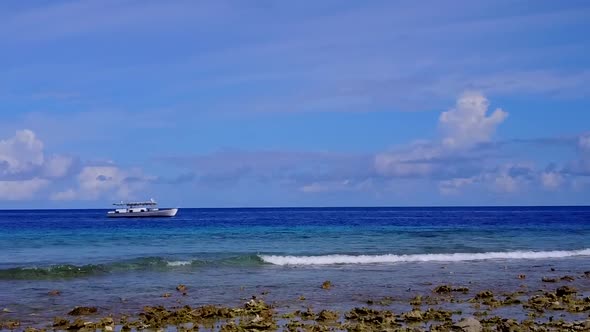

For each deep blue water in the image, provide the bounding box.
[1,207,589,324]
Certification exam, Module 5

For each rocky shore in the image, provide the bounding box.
[2,271,590,332]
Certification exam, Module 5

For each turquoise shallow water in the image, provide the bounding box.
[0,207,589,324]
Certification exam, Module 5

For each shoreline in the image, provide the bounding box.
[2,272,589,331]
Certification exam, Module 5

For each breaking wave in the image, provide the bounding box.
[166,260,192,267]
[3,249,588,279]
[258,248,590,266]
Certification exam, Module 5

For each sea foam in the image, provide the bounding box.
[166,260,193,267]
[258,248,590,266]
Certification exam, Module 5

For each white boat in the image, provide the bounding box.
[107,199,178,218]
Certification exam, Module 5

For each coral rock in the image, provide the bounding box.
[433,285,452,294]
[453,317,482,332]
[556,286,577,297]
[68,307,98,316]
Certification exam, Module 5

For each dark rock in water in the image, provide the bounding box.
[452,286,470,293]
[345,307,396,328]
[402,309,423,322]
[556,286,577,297]
[240,313,276,330]
[410,295,423,306]
[542,277,557,283]
[502,295,521,305]
[378,296,394,306]
[453,317,482,332]
[423,308,453,321]
[497,318,520,331]
[475,290,494,299]
[550,268,556,272]
[176,284,187,292]
[69,318,87,330]
[68,306,98,316]
[317,309,339,321]
[321,280,332,290]
[220,321,241,332]
[24,327,44,332]
[244,298,271,315]
[48,290,61,296]
[433,285,452,294]
[53,317,69,327]
[1,320,20,330]
[97,317,114,327]
[297,307,315,320]
[560,275,575,282]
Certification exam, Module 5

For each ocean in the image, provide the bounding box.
[1,207,589,327]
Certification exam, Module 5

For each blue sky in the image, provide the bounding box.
[1,0,589,208]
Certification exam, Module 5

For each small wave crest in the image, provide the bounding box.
[258,248,590,266]
[0,254,265,280]
[166,261,193,267]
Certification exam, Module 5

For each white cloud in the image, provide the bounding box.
[438,177,476,195]
[439,91,508,149]
[491,173,519,193]
[541,171,563,190]
[375,92,507,178]
[53,165,151,201]
[77,166,124,197]
[50,188,77,201]
[437,163,534,195]
[0,129,44,175]
[43,155,74,178]
[300,180,351,193]
[0,130,76,201]
[0,129,73,180]
[0,178,49,200]
[374,143,441,177]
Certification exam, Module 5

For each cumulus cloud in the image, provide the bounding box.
[52,165,153,201]
[0,129,75,180]
[375,92,508,180]
[437,164,534,195]
[491,173,519,193]
[0,129,152,202]
[0,129,44,175]
[541,171,563,190]
[438,177,475,195]
[561,133,590,176]
[0,178,49,200]
[43,155,74,178]
[50,188,77,201]
[299,179,374,193]
[374,143,441,177]
[439,91,508,149]
[300,180,353,193]
[0,130,75,200]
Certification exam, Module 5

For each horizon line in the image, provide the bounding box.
[0,204,589,211]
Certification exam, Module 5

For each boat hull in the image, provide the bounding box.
[107,208,178,218]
